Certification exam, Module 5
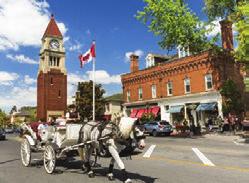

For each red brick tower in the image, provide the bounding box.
[37,15,67,121]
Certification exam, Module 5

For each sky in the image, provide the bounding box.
[0,0,221,112]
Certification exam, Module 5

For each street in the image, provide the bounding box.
[1,134,249,183]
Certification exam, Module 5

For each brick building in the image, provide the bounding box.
[121,20,245,127]
[37,15,67,121]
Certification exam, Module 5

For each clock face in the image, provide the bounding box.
[49,39,59,50]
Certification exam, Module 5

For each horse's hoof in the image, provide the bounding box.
[88,171,95,178]
[124,178,132,183]
[107,173,115,181]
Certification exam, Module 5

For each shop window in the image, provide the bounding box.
[151,84,157,99]
[127,90,130,102]
[164,105,169,112]
[167,81,173,96]
[138,87,143,100]
[205,74,213,90]
[184,78,191,94]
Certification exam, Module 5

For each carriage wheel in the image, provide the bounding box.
[20,138,31,167]
[44,144,56,174]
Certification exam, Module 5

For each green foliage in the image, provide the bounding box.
[0,109,7,127]
[9,105,17,115]
[140,112,155,124]
[76,81,106,122]
[220,79,243,115]
[105,93,123,101]
[204,0,238,21]
[20,106,37,122]
[136,0,213,53]
[235,2,249,62]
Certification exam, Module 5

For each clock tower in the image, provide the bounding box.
[37,15,67,121]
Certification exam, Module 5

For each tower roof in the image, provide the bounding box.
[42,14,62,39]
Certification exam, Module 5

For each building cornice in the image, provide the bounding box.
[123,91,221,107]
[121,51,213,85]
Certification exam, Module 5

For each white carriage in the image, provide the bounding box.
[20,120,85,174]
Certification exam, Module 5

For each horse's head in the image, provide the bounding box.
[118,117,146,150]
[130,126,146,150]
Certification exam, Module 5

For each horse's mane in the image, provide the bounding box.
[118,117,137,139]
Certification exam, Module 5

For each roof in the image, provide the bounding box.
[105,93,123,102]
[42,14,62,39]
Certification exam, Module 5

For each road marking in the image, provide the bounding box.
[233,140,244,146]
[192,147,215,167]
[143,145,156,158]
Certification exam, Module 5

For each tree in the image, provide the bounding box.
[9,105,17,115]
[235,2,249,62]
[220,79,243,115]
[204,0,239,21]
[204,0,249,61]
[136,0,214,53]
[76,81,106,122]
[20,106,37,122]
[0,109,7,127]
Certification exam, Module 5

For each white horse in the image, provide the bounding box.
[78,117,146,183]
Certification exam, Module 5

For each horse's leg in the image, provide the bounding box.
[107,140,131,183]
[78,147,86,171]
[84,145,95,178]
[107,157,115,181]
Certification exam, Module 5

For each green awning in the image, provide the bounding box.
[168,105,184,113]
[196,103,217,111]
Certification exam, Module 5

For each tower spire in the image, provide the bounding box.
[42,14,62,39]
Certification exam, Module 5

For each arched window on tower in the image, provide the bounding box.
[49,56,53,66]
[58,90,61,98]
[57,57,60,67]
[53,57,56,66]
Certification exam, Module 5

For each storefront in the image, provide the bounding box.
[123,102,161,121]
[159,91,223,126]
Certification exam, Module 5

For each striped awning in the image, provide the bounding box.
[196,103,217,111]
[136,109,146,118]
[130,109,138,118]
[168,105,184,113]
[151,106,160,116]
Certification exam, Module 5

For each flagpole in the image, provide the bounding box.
[92,43,95,121]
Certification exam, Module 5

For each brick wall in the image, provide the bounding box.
[37,69,67,121]
[121,51,244,104]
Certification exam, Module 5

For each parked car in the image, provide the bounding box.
[0,128,6,140]
[5,127,14,133]
[144,121,173,136]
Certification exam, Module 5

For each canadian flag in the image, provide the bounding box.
[79,42,96,68]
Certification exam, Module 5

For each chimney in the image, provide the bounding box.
[130,54,139,72]
[220,20,234,50]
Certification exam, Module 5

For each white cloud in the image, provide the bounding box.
[68,70,121,85]
[69,43,82,51]
[0,71,19,86]
[125,49,144,62]
[6,54,39,64]
[24,75,36,85]
[0,0,68,50]
[205,19,222,37]
[0,86,36,111]
[67,71,121,104]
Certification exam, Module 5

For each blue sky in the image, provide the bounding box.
[0,0,217,112]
